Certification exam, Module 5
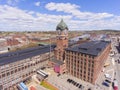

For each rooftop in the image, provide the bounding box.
[0,45,56,66]
[66,40,110,56]
[50,58,64,65]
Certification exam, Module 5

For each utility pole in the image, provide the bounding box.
[49,34,51,61]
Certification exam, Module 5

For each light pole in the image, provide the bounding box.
[49,34,51,61]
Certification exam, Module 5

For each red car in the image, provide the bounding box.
[114,86,118,90]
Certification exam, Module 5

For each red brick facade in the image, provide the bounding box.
[65,43,111,84]
[54,31,68,61]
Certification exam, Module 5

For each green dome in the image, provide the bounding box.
[56,19,68,31]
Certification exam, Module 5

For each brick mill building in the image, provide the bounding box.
[49,19,111,84]
[0,45,55,90]
[65,41,111,84]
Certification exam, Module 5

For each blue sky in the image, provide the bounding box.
[0,0,120,31]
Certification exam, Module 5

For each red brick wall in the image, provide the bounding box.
[65,43,111,84]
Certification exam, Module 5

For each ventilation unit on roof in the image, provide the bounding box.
[96,48,101,51]
[79,47,88,50]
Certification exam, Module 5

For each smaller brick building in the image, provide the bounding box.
[49,58,66,74]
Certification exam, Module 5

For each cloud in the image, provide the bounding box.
[45,2,113,20]
[6,0,19,6]
[34,2,40,7]
[0,5,72,31]
[45,2,79,15]
[0,3,120,31]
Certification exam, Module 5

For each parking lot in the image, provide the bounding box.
[46,73,94,90]
[95,56,115,90]
[25,55,115,90]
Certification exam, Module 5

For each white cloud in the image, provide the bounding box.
[6,0,19,6]
[45,2,113,20]
[34,2,40,7]
[45,2,79,16]
[0,3,120,31]
[0,5,72,31]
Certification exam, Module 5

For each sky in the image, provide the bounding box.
[0,0,120,31]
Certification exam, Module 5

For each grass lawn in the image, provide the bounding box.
[40,80,58,90]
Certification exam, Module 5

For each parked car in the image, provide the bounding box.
[113,80,118,90]
[71,80,75,84]
[105,74,112,80]
[118,60,120,64]
[105,79,111,83]
[114,86,118,90]
[57,74,61,77]
[78,84,82,88]
[88,88,91,90]
[69,79,73,83]
[76,83,79,87]
[69,80,72,82]
[67,79,70,82]
[102,81,110,87]
[73,82,77,85]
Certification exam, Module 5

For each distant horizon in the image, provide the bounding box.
[0,29,120,32]
[0,0,120,31]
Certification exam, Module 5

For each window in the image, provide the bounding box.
[81,65,82,69]
[2,74,5,77]
[92,64,94,68]
[81,53,83,56]
[84,75,86,77]
[91,69,94,73]
[84,61,86,65]
[91,78,93,82]
[11,71,13,74]
[88,68,90,71]
[91,73,93,77]
[81,61,83,64]
[84,71,86,74]
[88,72,90,75]
[7,72,10,76]
[84,67,86,70]
[88,59,90,63]
[80,70,82,73]
[89,55,91,58]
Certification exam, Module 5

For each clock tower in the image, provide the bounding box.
[54,19,68,61]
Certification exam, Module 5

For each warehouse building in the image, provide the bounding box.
[65,41,111,84]
[0,45,55,90]
[49,19,111,84]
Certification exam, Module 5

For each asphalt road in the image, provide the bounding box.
[111,39,120,90]
[114,61,120,90]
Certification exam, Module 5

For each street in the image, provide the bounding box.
[111,37,120,90]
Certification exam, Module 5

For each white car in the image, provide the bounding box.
[104,74,112,80]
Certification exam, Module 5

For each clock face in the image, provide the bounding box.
[64,30,67,35]
[58,30,61,35]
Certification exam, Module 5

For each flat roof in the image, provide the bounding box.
[50,58,64,65]
[66,40,110,56]
[0,45,55,66]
